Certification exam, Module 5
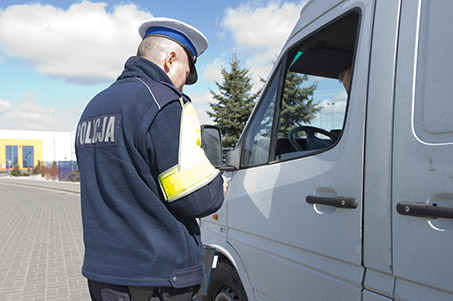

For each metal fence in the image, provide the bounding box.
[42,161,79,182]
[57,161,79,182]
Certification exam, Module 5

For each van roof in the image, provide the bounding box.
[288,0,345,41]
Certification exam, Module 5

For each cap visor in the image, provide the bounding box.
[185,59,197,85]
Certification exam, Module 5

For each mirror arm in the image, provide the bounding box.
[226,148,240,170]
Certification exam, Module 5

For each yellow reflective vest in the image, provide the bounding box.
[158,97,219,202]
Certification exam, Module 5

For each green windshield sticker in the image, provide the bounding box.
[290,51,303,67]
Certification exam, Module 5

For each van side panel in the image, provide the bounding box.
[362,290,392,301]
[392,0,453,299]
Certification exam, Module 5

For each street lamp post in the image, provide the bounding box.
[326,102,335,129]
[51,110,56,163]
[320,109,323,128]
[70,131,75,181]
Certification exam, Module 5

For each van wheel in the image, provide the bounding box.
[203,261,248,301]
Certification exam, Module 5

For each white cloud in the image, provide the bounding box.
[190,90,214,106]
[311,95,347,130]
[0,100,53,131]
[197,108,215,125]
[333,89,348,104]
[0,96,12,112]
[0,1,152,85]
[222,0,306,84]
[189,91,216,125]
[0,91,82,131]
[224,1,302,51]
[203,58,224,83]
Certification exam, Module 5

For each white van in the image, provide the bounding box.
[199,0,453,300]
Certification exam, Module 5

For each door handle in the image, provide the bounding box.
[306,195,358,209]
[396,202,453,219]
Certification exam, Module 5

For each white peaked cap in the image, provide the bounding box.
[138,17,208,84]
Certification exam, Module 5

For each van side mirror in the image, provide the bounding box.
[200,125,223,168]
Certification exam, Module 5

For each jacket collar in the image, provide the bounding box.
[117,56,173,87]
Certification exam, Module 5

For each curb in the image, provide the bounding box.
[0,176,80,194]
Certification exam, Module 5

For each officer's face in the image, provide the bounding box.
[169,47,190,91]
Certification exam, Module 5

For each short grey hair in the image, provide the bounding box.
[137,35,184,63]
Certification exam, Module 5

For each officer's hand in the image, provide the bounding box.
[222,175,229,195]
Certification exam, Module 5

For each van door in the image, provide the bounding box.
[392,0,453,299]
[225,3,373,300]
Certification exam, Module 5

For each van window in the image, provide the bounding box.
[241,66,281,167]
[413,0,453,143]
[276,12,359,160]
[240,11,360,168]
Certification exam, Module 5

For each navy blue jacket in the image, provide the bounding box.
[75,56,224,288]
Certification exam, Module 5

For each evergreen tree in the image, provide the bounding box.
[208,54,259,147]
[33,160,42,175]
[278,72,320,136]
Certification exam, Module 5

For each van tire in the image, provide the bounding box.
[203,261,248,301]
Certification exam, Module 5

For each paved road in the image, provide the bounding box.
[0,177,204,301]
[0,177,90,300]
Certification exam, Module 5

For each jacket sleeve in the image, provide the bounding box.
[148,101,224,218]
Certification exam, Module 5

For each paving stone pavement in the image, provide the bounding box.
[0,177,90,300]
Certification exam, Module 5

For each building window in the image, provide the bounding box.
[6,145,18,167]
[23,145,34,168]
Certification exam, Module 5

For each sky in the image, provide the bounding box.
[0,0,308,132]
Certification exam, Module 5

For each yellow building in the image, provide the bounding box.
[0,129,75,173]
[0,138,43,172]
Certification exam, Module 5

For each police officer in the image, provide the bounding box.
[75,17,226,300]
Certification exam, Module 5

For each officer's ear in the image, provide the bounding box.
[164,51,177,73]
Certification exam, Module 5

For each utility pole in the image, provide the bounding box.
[51,110,56,162]
[327,102,335,129]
